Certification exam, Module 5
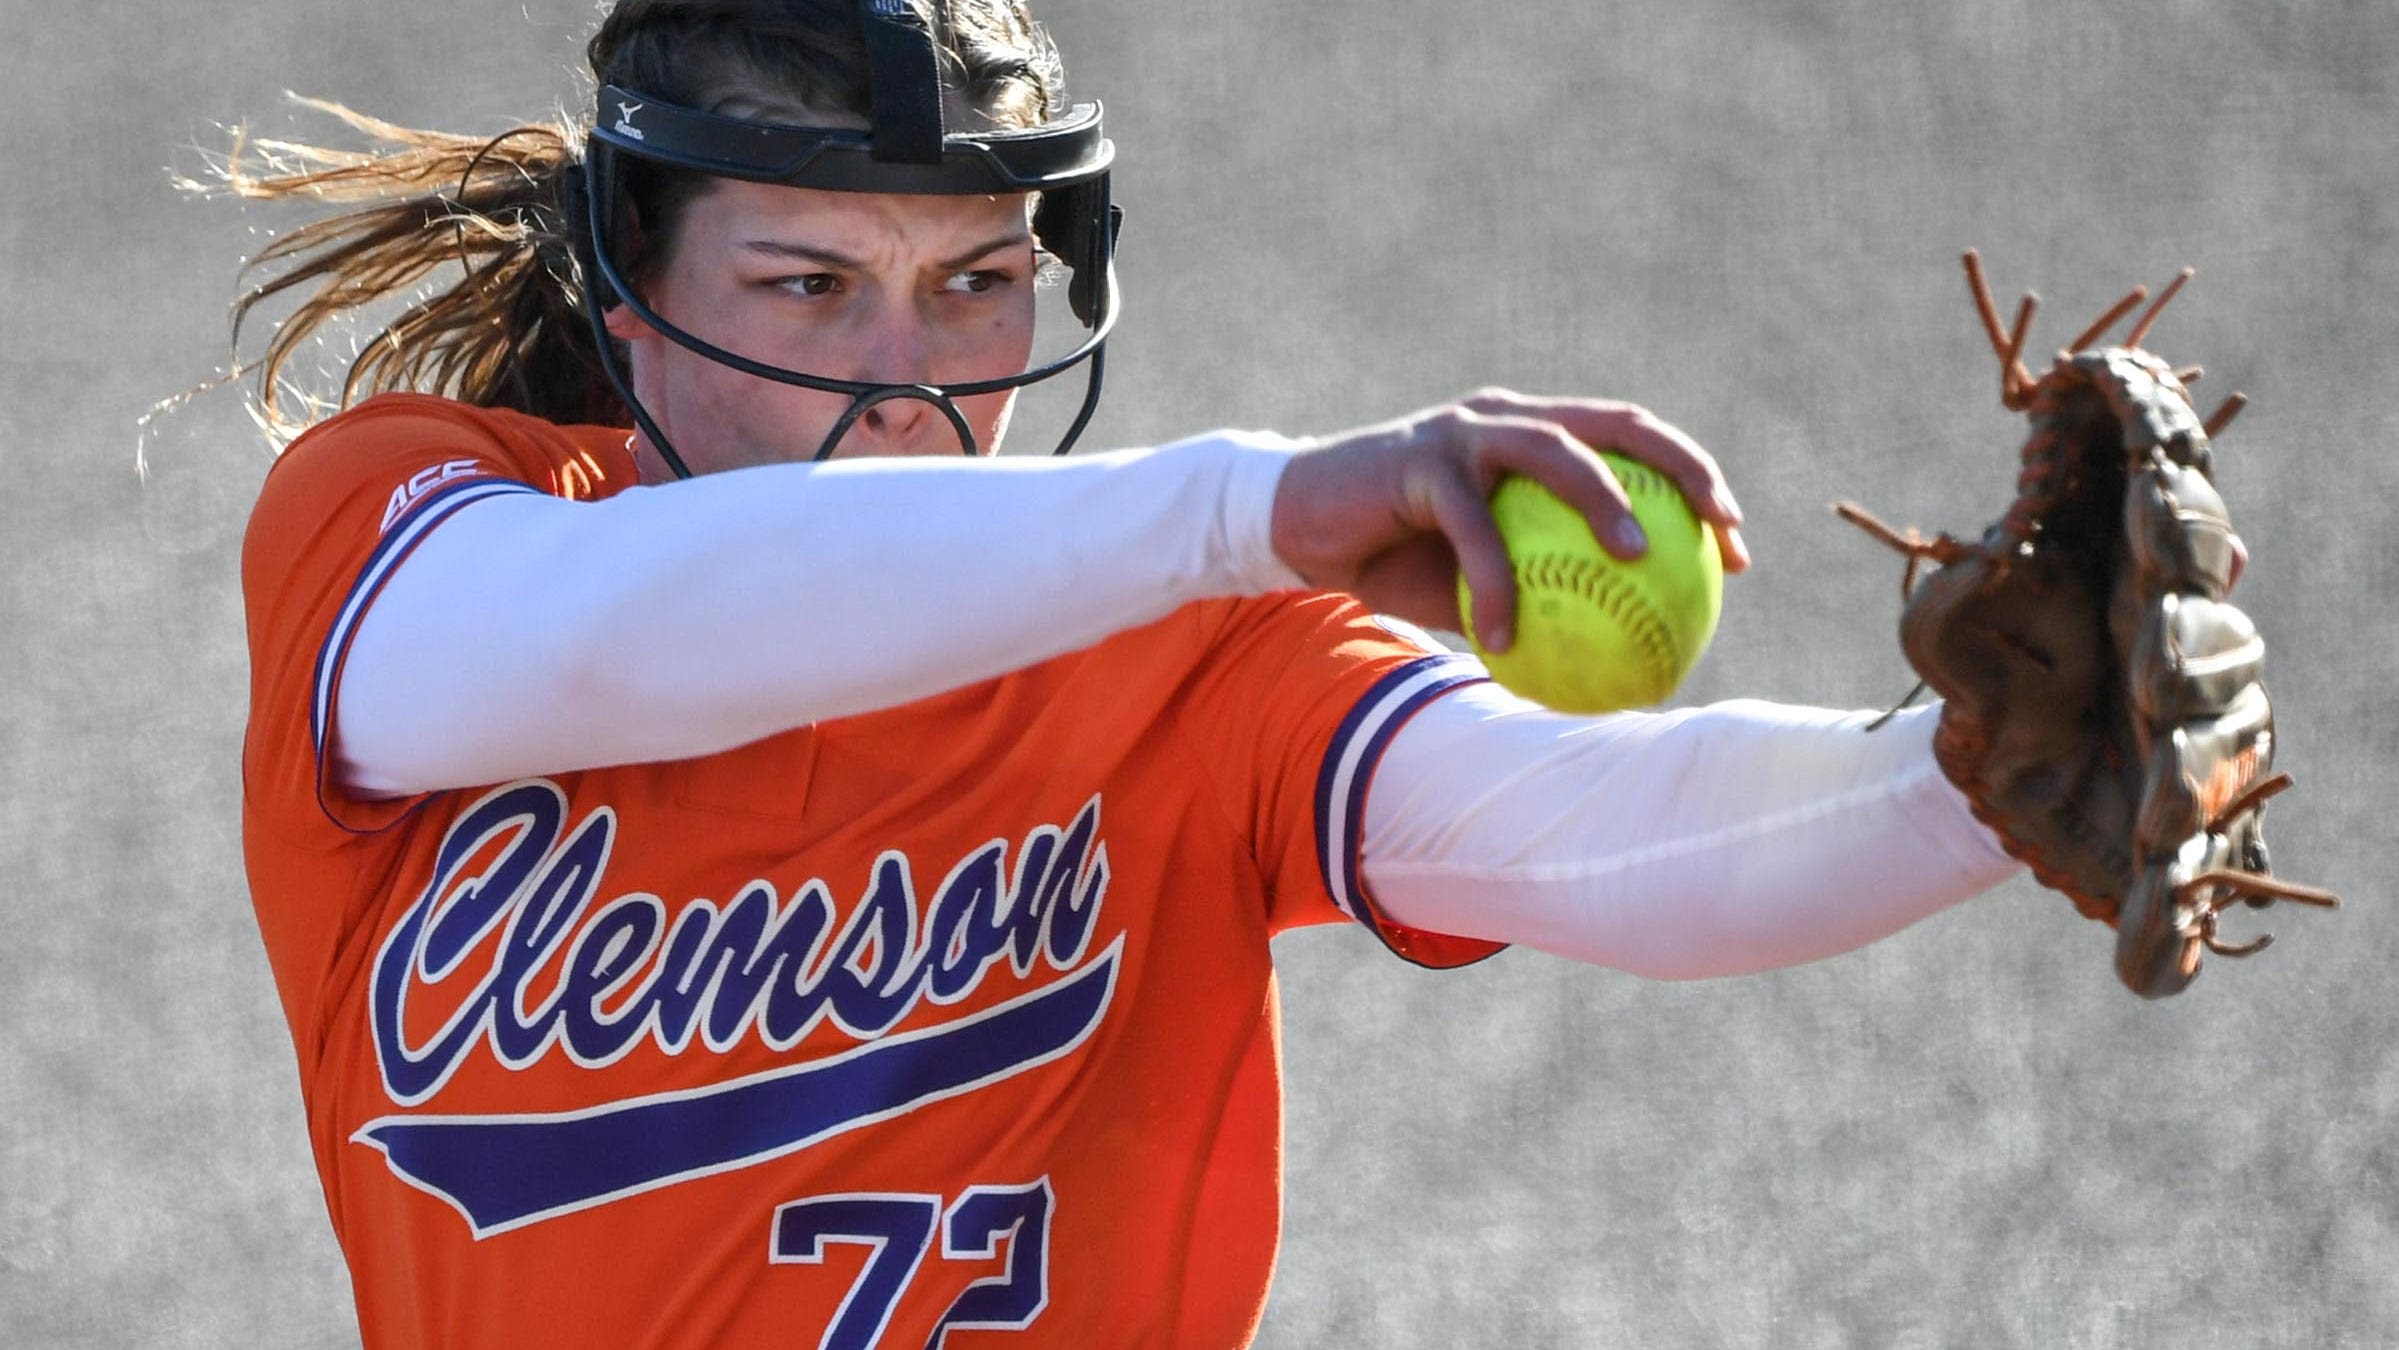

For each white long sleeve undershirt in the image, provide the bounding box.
[336,432,1308,794]
[1362,689,2021,979]
[336,433,2019,978]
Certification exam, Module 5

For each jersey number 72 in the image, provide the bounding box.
[770,1178,1054,1349]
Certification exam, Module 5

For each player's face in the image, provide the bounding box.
[605,177,1039,477]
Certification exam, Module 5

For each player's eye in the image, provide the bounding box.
[941,269,1012,296]
[777,273,841,298]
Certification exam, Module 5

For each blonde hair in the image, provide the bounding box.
[193,0,1063,440]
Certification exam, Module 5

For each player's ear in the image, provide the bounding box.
[596,196,664,345]
[602,301,654,344]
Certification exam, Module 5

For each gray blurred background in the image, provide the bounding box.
[7,1,2395,1346]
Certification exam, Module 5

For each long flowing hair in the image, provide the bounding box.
[189,0,1063,442]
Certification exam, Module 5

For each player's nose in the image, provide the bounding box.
[847,302,942,450]
[858,391,936,446]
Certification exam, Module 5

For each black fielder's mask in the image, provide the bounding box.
[561,0,1121,476]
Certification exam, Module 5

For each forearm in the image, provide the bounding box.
[1361,690,2022,980]
[337,433,1304,794]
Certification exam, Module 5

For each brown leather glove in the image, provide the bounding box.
[1838,251,2337,998]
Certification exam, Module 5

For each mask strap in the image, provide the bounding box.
[858,0,946,165]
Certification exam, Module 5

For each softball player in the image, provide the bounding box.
[230,1,2021,1344]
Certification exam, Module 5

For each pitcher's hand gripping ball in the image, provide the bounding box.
[1836,250,2338,998]
[1461,451,1723,714]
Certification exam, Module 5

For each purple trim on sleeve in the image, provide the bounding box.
[1312,653,1498,968]
[307,476,541,833]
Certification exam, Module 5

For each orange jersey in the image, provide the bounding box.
[241,393,1499,1349]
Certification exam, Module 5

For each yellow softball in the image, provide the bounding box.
[1459,455,1724,713]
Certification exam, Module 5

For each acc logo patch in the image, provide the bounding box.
[381,460,488,532]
